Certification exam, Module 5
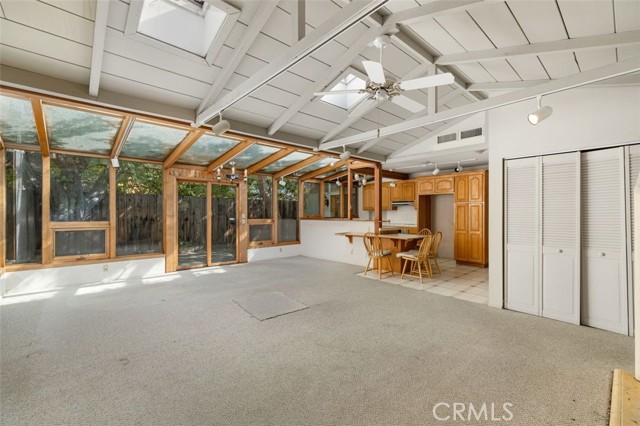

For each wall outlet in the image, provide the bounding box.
[103,264,109,272]
[279,248,282,253]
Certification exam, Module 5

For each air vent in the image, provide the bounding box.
[461,127,483,139]
[437,133,457,144]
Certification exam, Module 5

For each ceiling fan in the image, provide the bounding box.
[314,35,454,116]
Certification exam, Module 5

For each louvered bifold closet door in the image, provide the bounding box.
[541,153,579,324]
[581,148,628,334]
[505,157,540,315]
[628,144,640,253]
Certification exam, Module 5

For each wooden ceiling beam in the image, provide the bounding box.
[163,128,207,168]
[273,154,327,180]
[299,159,350,182]
[30,98,49,157]
[110,116,134,159]
[206,139,255,172]
[246,148,294,175]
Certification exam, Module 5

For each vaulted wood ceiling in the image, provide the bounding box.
[1,0,638,172]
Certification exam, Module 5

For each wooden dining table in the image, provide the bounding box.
[338,232,425,274]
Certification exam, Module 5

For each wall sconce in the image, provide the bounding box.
[528,95,553,125]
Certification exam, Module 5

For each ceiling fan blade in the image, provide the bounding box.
[362,60,386,84]
[314,89,364,97]
[348,97,377,118]
[391,95,425,113]
[398,73,455,91]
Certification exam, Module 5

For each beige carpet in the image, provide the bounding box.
[0,256,633,425]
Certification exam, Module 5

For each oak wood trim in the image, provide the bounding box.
[109,164,117,258]
[42,156,52,264]
[206,139,255,172]
[49,222,110,229]
[237,177,248,263]
[110,116,134,159]
[206,183,212,266]
[0,147,5,268]
[4,253,165,272]
[247,148,294,175]
[0,135,4,149]
[163,128,207,168]
[273,154,327,180]
[272,177,279,243]
[163,169,178,272]
[347,163,353,220]
[30,98,49,157]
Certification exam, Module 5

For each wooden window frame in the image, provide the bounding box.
[50,222,110,262]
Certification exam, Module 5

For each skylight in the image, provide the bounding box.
[135,0,231,57]
[321,73,367,110]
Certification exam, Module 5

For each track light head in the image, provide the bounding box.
[110,157,120,168]
[362,177,367,186]
[528,95,553,125]
[455,161,463,173]
[432,164,440,176]
[339,150,351,161]
[211,119,231,135]
[354,173,360,181]
[279,177,286,187]
[336,179,342,187]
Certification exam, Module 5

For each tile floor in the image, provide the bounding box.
[356,258,488,304]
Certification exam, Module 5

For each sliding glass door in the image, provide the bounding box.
[211,184,237,263]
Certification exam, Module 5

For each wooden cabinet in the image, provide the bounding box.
[417,177,435,195]
[363,182,392,211]
[434,176,454,194]
[391,180,415,201]
[453,170,488,266]
[416,176,453,194]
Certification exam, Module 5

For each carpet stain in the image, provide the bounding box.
[25,351,42,359]
[118,357,130,366]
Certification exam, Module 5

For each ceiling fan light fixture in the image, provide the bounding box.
[528,95,553,125]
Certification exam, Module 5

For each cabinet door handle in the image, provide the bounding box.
[557,249,563,253]
[599,252,605,257]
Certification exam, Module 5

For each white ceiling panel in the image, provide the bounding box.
[234,54,269,79]
[0,44,89,85]
[507,0,567,43]
[100,74,200,109]
[289,111,340,132]
[235,1,264,27]
[618,45,640,61]
[225,107,276,129]
[221,21,248,51]
[105,29,217,83]
[288,56,330,82]
[260,5,294,48]
[434,12,495,51]
[455,63,496,82]
[304,0,343,29]
[615,0,640,31]
[224,73,249,92]
[279,122,326,140]
[408,18,465,55]
[101,53,212,99]
[106,0,127,31]
[507,56,550,81]
[468,2,528,47]
[270,71,314,96]
[300,101,350,124]
[39,0,96,20]
[480,59,521,81]
[246,33,289,63]
[0,19,92,67]
[334,22,372,48]
[1,0,94,44]
[442,95,471,109]
[575,48,618,72]
[538,51,580,78]
[311,41,349,66]
[233,96,287,120]
[251,84,300,109]
[557,0,614,37]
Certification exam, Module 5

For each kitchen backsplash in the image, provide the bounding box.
[384,205,417,225]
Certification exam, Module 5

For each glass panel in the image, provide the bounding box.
[211,184,237,263]
[278,178,298,242]
[0,95,39,145]
[50,154,109,221]
[180,134,240,166]
[341,185,358,218]
[231,144,279,169]
[249,224,272,242]
[43,104,123,155]
[260,151,312,173]
[248,175,272,219]
[324,181,341,218]
[116,161,163,256]
[315,165,346,180]
[120,121,189,161]
[303,182,320,217]
[54,230,106,257]
[294,157,332,176]
[178,182,207,268]
[5,149,42,264]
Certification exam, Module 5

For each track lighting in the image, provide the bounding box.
[339,146,351,161]
[336,178,342,187]
[354,173,360,181]
[528,95,553,125]
[110,157,120,168]
[279,177,286,186]
[362,177,367,185]
[211,111,231,135]
[389,181,397,188]
[330,159,336,167]
[455,161,463,173]
[432,164,440,176]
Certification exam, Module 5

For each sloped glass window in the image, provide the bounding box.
[260,152,312,174]
[180,134,240,166]
[321,73,367,109]
[295,157,333,177]
[0,95,39,146]
[5,149,42,264]
[232,144,279,170]
[120,121,189,161]
[43,104,123,155]
[50,154,109,221]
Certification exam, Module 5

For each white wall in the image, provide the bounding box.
[385,205,417,225]
[248,244,302,262]
[431,194,455,259]
[299,219,374,266]
[488,86,640,308]
[1,257,166,296]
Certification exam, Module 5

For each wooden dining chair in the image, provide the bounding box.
[363,232,394,279]
[398,234,434,283]
[417,228,432,236]
[427,231,443,274]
